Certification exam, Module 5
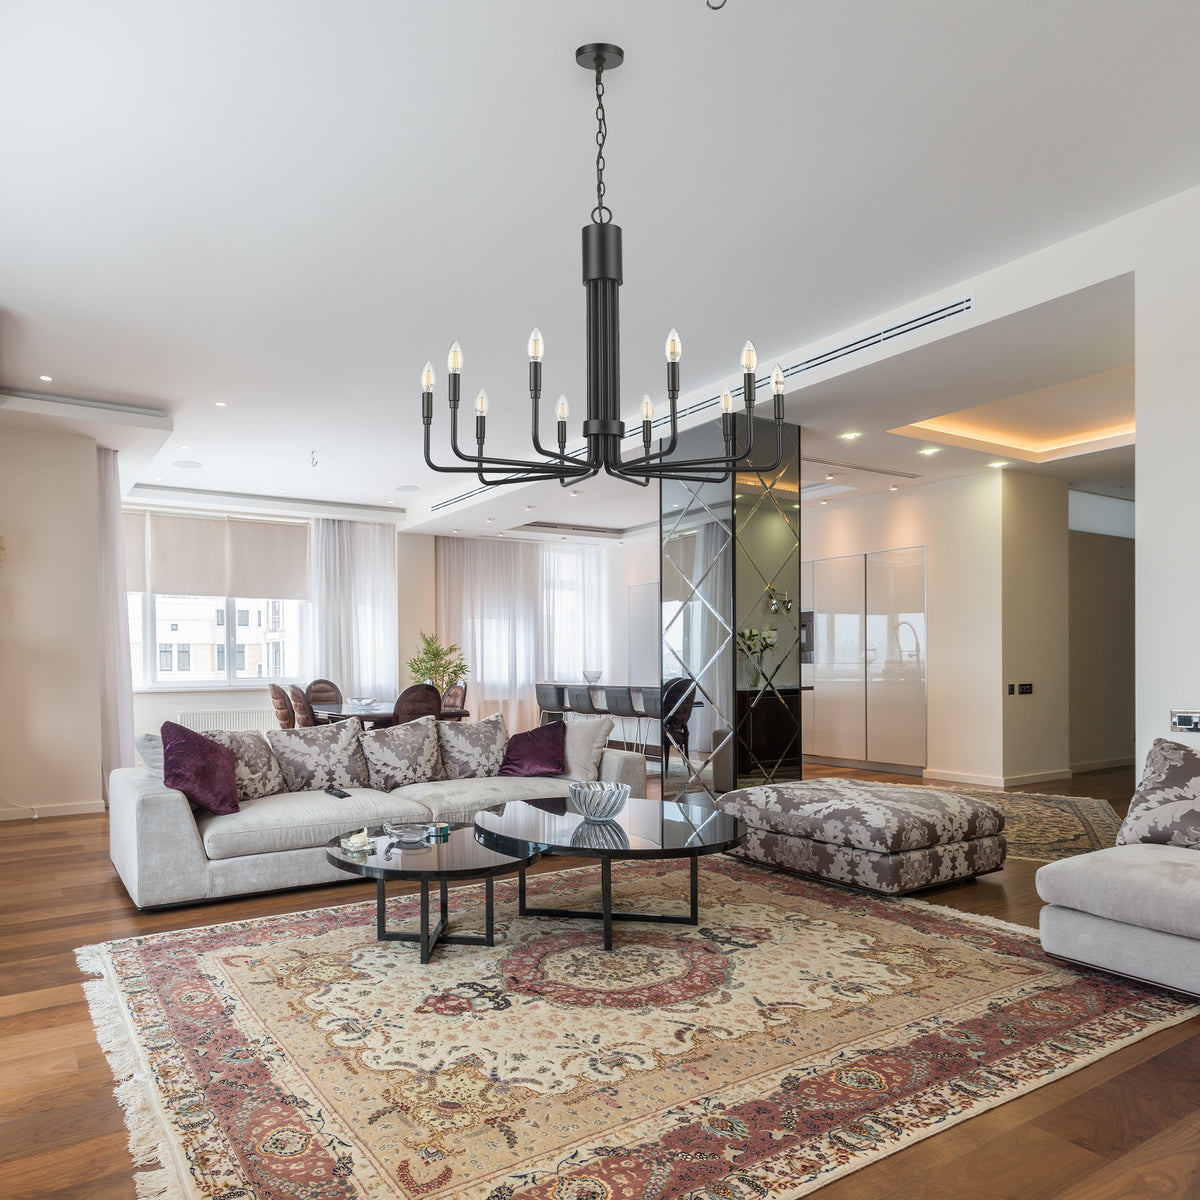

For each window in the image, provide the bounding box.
[129,593,308,688]
[257,609,262,627]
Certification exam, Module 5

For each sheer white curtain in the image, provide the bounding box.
[539,542,609,683]
[97,449,134,800]
[310,519,398,699]
[436,537,542,731]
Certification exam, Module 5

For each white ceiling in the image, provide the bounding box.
[1,1,1189,531]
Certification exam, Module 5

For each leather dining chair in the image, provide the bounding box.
[269,683,296,729]
[535,683,565,724]
[393,683,442,725]
[306,678,342,706]
[661,677,698,772]
[441,681,469,722]
[288,684,318,728]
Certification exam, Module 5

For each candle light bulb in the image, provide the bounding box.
[720,388,734,414]
[527,327,544,362]
[447,341,463,374]
[475,389,488,416]
[741,340,758,373]
[555,395,569,421]
[420,361,436,391]
[641,394,654,421]
[772,363,785,395]
[664,328,683,363]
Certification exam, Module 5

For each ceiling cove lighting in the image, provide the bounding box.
[420,44,786,488]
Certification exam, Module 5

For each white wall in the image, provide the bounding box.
[802,471,1006,785]
[604,533,659,685]
[0,427,104,818]
[1069,491,1134,539]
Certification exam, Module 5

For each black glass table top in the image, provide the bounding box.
[325,824,537,881]
[474,796,746,860]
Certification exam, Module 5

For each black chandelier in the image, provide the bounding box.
[421,43,786,487]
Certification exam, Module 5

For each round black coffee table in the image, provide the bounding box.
[474,797,746,950]
[325,825,539,963]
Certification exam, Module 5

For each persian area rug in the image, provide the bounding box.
[922,785,1124,862]
[78,858,1196,1200]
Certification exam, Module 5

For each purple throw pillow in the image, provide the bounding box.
[498,721,567,777]
[161,720,240,815]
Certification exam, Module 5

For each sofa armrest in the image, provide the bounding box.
[597,748,647,798]
[108,767,211,908]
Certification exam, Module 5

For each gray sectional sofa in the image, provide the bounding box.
[110,716,645,909]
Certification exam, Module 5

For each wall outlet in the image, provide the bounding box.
[1018,683,1033,695]
[1171,710,1200,732]
[1007,684,1015,695]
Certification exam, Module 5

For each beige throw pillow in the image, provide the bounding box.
[360,715,444,791]
[265,717,370,792]
[437,713,509,780]
[1117,738,1200,850]
[562,716,614,782]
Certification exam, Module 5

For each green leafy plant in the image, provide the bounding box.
[405,631,469,694]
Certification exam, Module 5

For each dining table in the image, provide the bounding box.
[311,701,395,728]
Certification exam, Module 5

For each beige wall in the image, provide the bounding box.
[802,471,1006,785]
[605,533,661,685]
[0,427,104,818]
[1001,473,1070,784]
[1069,531,1135,771]
[132,688,273,739]
[397,532,437,689]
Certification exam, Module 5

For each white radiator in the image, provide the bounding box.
[176,708,276,734]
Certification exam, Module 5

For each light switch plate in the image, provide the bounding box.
[1171,710,1200,732]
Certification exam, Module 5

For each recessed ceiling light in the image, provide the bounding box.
[825,473,834,481]
[561,536,567,541]
[890,484,899,491]
[735,494,743,499]
[569,491,579,498]
[387,500,396,505]
[179,444,190,450]
[394,484,420,493]
[618,540,624,545]
[279,490,288,494]
[173,460,203,469]
[486,517,494,523]
[820,499,829,505]
[839,432,861,441]
[525,505,534,512]
[215,401,227,407]
[671,504,679,509]
[452,528,460,534]
[497,532,505,537]
[918,447,940,456]
[39,375,52,382]
[989,461,1009,468]
[792,503,800,509]
[154,476,163,482]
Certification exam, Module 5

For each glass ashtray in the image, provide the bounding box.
[339,834,372,854]
[383,821,431,843]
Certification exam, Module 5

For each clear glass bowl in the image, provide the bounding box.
[582,670,603,685]
[383,821,431,843]
[566,781,630,822]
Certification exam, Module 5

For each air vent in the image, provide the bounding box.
[515,520,623,539]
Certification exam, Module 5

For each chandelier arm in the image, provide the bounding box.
[423,429,589,480]
[530,396,584,464]
[445,404,590,472]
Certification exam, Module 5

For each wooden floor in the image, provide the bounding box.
[2,766,1198,1200]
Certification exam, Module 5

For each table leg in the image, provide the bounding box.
[690,854,699,923]
[485,876,495,946]
[376,876,387,940]
[519,865,528,915]
[601,859,613,951]
[440,878,449,927]
[419,879,431,965]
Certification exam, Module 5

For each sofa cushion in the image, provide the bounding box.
[161,721,239,815]
[562,716,614,782]
[1036,843,1200,941]
[715,778,1004,853]
[1118,738,1200,850]
[499,720,566,777]
[204,729,286,801]
[266,717,370,791]
[437,712,508,780]
[135,732,165,774]
[394,775,574,822]
[195,787,434,860]
[360,715,443,790]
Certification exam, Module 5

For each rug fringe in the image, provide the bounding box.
[76,944,192,1200]
[897,893,1040,935]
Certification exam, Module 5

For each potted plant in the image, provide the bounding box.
[405,631,469,694]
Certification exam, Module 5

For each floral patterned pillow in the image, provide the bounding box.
[204,729,286,801]
[437,712,509,780]
[359,715,444,791]
[265,717,370,792]
[1117,738,1200,850]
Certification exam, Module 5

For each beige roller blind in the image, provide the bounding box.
[147,514,228,596]
[226,518,310,600]
[122,510,147,592]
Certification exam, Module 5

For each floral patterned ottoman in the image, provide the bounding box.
[715,778,1006,895]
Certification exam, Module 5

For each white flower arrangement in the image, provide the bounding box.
[737,625,778,657]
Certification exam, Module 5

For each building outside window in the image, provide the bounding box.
[236,609,249,626]
[177,644,191,671]
[216,608,224,626]
[159,643,173,671]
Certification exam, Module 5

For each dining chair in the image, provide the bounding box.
[441,681,469,722]
[288,684,318,728]
[269,683,296,730]
[306,678,342,706]
[535,683,565,725]
[393,683,442,725]
[661,677,697,773]
[603,686,644,751]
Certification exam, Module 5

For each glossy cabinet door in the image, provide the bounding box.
[865,547,927,767]
[810,554,866,759]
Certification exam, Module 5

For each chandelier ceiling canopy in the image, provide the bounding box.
[421,43,786,488]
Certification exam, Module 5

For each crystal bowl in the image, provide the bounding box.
[570,819,631,851]
[582,670,603,685]
[566,780,630,823]
[383,821,431,843]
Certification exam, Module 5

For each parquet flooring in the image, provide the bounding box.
[2,766,1198,1200]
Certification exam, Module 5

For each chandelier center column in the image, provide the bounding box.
[582,222,625,462]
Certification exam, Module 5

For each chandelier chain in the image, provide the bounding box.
[591,59,611,224]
